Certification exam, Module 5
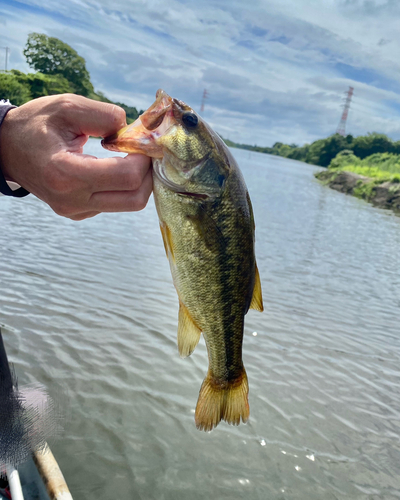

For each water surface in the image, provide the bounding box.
[1,140,400,499]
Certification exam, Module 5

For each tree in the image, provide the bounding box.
[351,133,394,159]
[0,73,31,106]
[10,70,73,99]
[318,134,349,167]
[23,33,94,96]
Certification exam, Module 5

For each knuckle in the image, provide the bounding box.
[56,94,79,112]
[45,166,70,194]
[127,170,142,191]
[51,201,73,217]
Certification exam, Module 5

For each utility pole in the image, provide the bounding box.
[336,86,354,136]
[1,47,10,71]
[200,89,209,114]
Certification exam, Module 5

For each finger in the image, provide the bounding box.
[89,168,153,212]
[60,152,151,193]
[56,95,127,138]
[68,211,100,221]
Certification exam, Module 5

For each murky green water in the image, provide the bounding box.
[1,140,400,499]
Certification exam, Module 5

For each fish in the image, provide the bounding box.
[102,89,263,431]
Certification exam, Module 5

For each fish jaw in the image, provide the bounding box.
[101,88,174,157]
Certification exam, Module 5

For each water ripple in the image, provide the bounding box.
[1,142,400,498]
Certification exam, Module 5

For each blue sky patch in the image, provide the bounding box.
[0,0,91,31]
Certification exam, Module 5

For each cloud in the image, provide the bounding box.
[1,0,400,146]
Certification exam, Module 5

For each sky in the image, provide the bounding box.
[1,0,400,146]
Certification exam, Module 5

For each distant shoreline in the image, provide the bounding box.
[315,169,400,214]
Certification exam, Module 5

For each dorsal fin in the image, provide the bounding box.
[250,264,263,312]
[178,300,201,358]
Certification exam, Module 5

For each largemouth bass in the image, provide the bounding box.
[102,90,263,431]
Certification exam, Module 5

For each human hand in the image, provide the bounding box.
[0,94,152,220]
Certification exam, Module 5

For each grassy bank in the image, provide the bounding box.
[315,151,400,212]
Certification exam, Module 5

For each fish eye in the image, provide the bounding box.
[182,112,198,128]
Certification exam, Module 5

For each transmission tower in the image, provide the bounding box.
[200,89,209,114]
[336,86,354,136]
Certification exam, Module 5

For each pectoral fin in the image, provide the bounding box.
[178,300,201,358]
[160,222,175,262]
[250,264,264,312]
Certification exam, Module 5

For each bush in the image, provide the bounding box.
[328,151,400,182]
[10,70,73,98]
[0,72,31,105]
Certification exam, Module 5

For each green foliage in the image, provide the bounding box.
[329,150,360,169]
[328,151,400,183]
[302,134,348,166]
[223,131,400,172]
[10,70,73,98]
[351,133,394,159]
[23,33,94,96]
[0,72,31,105]
[353,180,376,200]
[286,144,308,162]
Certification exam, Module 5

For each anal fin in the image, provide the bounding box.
[250,263,264,312]
[178,300,201,358]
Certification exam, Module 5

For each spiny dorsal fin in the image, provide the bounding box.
[178,300,201,358]
[250,264,264,312]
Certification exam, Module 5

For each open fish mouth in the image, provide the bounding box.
[102,89,213,198]
[101,89,174,157]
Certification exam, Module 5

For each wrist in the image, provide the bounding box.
[0,105,30,198]
[0,106,17,182]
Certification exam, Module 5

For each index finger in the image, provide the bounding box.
[64,152,152,192]
[56,95,127,138]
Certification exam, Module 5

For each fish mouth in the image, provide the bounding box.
[102,89,211,200]
[101,89,174,157]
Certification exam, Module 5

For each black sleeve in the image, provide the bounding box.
[0,105,30,198]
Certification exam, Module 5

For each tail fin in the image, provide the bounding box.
[195,368,249,431]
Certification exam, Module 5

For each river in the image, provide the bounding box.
[1,140,400,499]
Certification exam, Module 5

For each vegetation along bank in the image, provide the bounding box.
[227,130,400,215]
[315,151,400,213]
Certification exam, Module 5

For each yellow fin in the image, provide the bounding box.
[178,301,201,358]
[159,223,175,262]
[195,368,249,432]
[250,264,264,312]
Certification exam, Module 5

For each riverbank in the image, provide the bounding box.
[315,169,400,213]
